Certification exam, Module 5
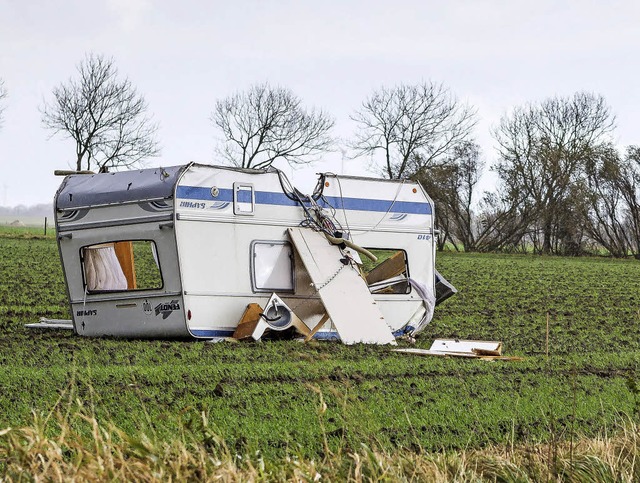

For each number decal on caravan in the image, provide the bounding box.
[417,234,431,241]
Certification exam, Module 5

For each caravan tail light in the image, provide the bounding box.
[187,309,192,320]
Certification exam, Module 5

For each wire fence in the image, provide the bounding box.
[0,216,51,235]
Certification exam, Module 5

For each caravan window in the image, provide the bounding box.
[251,241,294,292]
[362,249,410,294]
[81,240,163,293]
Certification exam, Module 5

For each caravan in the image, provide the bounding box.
[53,163,452,341]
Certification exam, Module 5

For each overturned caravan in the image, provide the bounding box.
[54,163,454,342]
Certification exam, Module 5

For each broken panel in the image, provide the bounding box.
[287,227,396,345]
[363,249,410,294]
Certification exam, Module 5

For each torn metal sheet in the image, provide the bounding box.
[435,269,457,305]
[287,227,396,345]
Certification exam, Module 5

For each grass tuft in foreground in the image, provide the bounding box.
[2,397,639,482]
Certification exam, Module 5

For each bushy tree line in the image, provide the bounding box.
[431,93,640,258]
[4,53,639,257]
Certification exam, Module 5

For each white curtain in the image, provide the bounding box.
[84,246,128,291]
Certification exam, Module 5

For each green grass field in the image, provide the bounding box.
[1,227,639,471]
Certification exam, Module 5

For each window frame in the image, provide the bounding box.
[362,247,411,295]
[250,240,296,293]
[233,182,255,215]
[80,239,165,294]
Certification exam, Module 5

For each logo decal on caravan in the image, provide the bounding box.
[77,309,97,316]
[143,299,153,315]
[154,300,181,319]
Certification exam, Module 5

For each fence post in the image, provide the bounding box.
[44,217,47,236]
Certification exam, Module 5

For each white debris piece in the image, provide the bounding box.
[288,227,396,345]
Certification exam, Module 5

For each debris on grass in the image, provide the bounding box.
[394,339,524,361]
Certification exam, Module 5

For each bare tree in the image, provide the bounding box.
[582,144,630,256]
[413,141,484,251]
[444,142,484,251]
[350,82,477,180]
[473,191,534,253]
[493,92,615,254]
[581,145,640,257]
[414,161,458,249]
[621,146,640,256]
[0,79,6,129]
[414,141,533,252]
[42,53,159,172]
[212,83,335,170]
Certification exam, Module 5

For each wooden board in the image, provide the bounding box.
[232,303,264,340]
[365,250,406,284]
[394,348,479,358]
[114,241,137,289]
[393,348,523,361]
[288,228,396,345]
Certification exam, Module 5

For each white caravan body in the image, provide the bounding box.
[55,163,438,339]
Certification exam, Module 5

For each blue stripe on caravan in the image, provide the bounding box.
[176,185,431,214]
[237,189,252,203]
[312,331,342,341]
[320,196,431,215]
[255,191,299,207]
[176,186,299,207]
[176,186,234,202]
[190,329,235,338]
[190,328,345,340]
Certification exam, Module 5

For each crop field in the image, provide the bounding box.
[1,226,640,477]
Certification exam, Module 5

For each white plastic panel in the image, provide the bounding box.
[252,241,294,292]
[288,227,396,345]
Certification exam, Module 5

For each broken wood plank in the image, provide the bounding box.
[288,227,396,345]
[472,348,503,357]
[394,348,479,358]
[114,241,137,290]
[392,348,523,361]
[233,303,264,340]
[365,250,406,285]
[304,313,330,342]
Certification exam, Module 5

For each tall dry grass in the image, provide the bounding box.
[1,396,639,482]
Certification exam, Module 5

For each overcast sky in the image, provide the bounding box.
[1,0,639,206]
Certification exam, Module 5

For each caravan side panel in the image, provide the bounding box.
[58,217,188,338]
[55,166,189,338]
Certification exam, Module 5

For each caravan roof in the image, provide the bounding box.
[56,165,187,210]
